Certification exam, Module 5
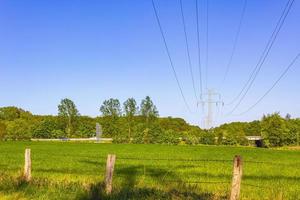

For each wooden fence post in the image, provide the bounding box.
[105,154,116,194]
[230,155,243,200]
[24,148,31,181]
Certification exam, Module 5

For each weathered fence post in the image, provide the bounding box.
[230,155,243,200]
[24,148,31,181]
[105,154,116,194]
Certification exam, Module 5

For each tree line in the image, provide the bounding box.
[0,97,299,147]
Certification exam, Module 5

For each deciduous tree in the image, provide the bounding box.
[100,98,121,117]
[123,98,138,142]
[58,98,80,137]
[140,96,158,124]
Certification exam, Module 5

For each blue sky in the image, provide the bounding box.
[0,0,299,127]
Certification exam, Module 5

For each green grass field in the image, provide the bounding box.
[0,142,299,200]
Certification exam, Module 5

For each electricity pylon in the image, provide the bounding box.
[199,89,224,129]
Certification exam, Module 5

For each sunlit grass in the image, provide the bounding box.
[0,142,299,199]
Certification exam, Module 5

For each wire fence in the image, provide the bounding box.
[32,151,300,167]
[9,149,299,199]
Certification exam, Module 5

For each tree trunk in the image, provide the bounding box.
[128,125,131,143]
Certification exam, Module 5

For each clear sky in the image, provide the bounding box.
[0,0,299,127]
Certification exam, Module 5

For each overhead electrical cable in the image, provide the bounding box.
[227,0,294,114]
[151,0,194,113]
[226,0,294,114]
[220,0,247,88]
[196,0,203,98]
[226,0,292,106]
[179,0,199,102]
[205,0,209,89]
[237,53,300,115]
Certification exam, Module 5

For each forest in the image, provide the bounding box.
[0,96,299,147]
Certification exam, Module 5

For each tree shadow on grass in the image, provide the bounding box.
[76,165,224,200]
[0,173,31,192]
[79,159,106,166]
[77,182,218,200]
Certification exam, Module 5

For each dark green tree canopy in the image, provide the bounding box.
[58,98,80,136]
[58,98,79,118]
[0,107,32,121]
[261,113,289,147]
[58,99,79,118]
[0,121,6,139]
[1,99,300,147]
[123,98,138,118]
[140,96,159,118]
[100,98,121,117]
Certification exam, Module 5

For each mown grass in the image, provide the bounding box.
[0,142,299,200]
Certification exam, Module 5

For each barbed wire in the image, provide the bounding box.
[163,180,231,185]
[33,153,299,167]
[116,157,232,162]
[242,183,274,189]
[114,174,230,185]
[243,160,299,167]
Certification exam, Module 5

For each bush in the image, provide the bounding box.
[199,131,215,145]
[5,119,35,140]
[0,121,6,139]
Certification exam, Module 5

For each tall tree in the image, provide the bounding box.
[58,98,80,137]
[140,96,159,124]
[261,113,289,147]
[100,98,121,117]
[100,98,121,136]
[123,98,138,141]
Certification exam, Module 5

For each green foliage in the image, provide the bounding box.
[140,96,159,122]
[180,128,205,145]
[123,98,138,117]
[0,121,6,139]
[123,98,138,142]
[261,113,289,147]
[58,99,80,118]
[100,98,121,117]
[1,100,300,147]
[58,98,80,137]
[244,120,261,136]
[156,129,180,144]
[32,116,65,138]
[133,123,163,144]
[199,130,215,145]
[75,116,96,138]
[216,122,248,145]
[0,106,32,121]
[159,117,190,132]
[5,118,36,140]
[98,116,121,138]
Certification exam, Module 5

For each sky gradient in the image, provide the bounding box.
[1,0,300,127]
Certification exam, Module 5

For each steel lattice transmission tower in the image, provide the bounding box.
[199,89,224,129]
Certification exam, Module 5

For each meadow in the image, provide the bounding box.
[0,142,299,200]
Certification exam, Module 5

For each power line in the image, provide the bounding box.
[179,0,199,102]
[151,0,193,113]
[226,0,295,114]
[220,0,247,88]
[237,53,300,115]
[227,0,294,113]
[226,0,292,106]
[196,0,203,97]
[205,0,209,89]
